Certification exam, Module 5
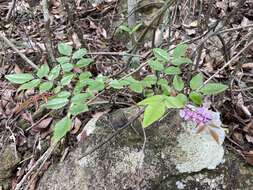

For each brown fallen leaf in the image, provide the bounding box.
[242,62,253,69]
[243,119,253,136]
[70,117,82,134]
[246,134,253,144]
[32,117,53,132]
[21,112,33,123]
[196,124,206,134]
[242,150,253,166]
[208,128,220,144]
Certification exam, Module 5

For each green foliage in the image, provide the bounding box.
[69,103,88,116]
[18,79,41,91]
[164,66,181,75]
[46,98,69,109]
[143,103,166,128]
[138,44,228,128]
[5,73,34,84]
[172,44,192,65]
[4,42,229,143]
[39,81,53,93]
[173,75,184,91]
[118,23,142,35]
[48,65,61,80]
[199,83,228,95]
[138,94,187,127]
[60,74,74,86]
[56,91,71,98]
[76,58,93,68]
[37,64,49,78]
[52,117,72,144]
[189,91,202,105]
[164,94,187,108]
[72,48,87,59]
[142,75,157,87]
[190,73,203,90]
[153,48,169,62]
[110,79,124,89]
[61,63,74,72]
[58,43,72,56]
[148,59,164,71]
[71,93,90,103]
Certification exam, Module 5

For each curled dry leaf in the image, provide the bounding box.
[242,62,253,69]
[242,150,253,166]
[246,134,253,144]
[77,110,109,142]
[70,117,82,134]
[21,112,33,123]
[208,128,220,144]
[14,64,22,74]
[244,119,253,136]
[32,117,53,132]
[236,93,251,118]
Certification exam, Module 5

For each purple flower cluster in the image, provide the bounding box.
[179,106,212,125]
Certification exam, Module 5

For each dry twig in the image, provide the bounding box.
[0,33,38,70]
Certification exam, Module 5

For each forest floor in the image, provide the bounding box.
[0,0,253,189]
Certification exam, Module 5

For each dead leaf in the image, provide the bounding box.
[32,117,53,132]
[14,65,22,74]
[208,128,220,144]
[246,134,253,144]
[236,93,251,118]
[77,110,109,142]
[242,150,253,166]
[244,119,253,135]
[72,32,81,49]
[21,112,33,123]
[242,62,253,69]
[70,117,82,134]
[196,124,206,134]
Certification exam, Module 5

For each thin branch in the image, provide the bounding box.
[14,143,57,190]
[78,109,144,160]
[86,51,144,57]
[6,0,16,21]
[42,0,56,65]
[202,39,253,86]
[217,24,253,35]
[0,32,38,70]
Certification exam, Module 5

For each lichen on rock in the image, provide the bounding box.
[172,107,226,173]
[172,121,225,173]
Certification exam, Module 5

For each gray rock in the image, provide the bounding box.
[37,108,253,190]
[0,144,21,189]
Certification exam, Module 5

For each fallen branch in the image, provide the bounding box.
[0,32,38,70]
[14,143,57,190]
[6,0,16,21]
[42,0,56,65]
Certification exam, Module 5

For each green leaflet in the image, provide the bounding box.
[200,83,228,95]
[18,79,41,91]
[46,97,68,109]
[142,103,166,128]
[190,73,203,90]
[37,64,49,78]
[52,117,72,143]
[5,73,34,84]
[58,43,72,56]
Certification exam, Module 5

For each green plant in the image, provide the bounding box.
[137,44,228,128]
[5,43,228,144]
[118,23,143,36]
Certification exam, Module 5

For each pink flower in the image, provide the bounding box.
[179,106,212,125]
